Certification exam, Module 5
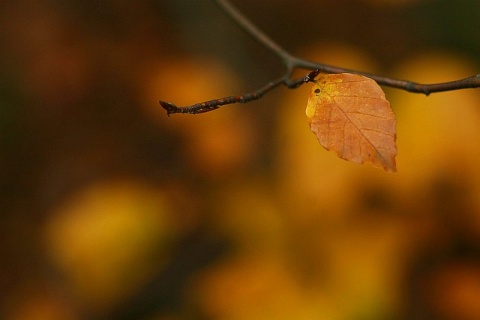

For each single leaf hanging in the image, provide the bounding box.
[306,73,397,172]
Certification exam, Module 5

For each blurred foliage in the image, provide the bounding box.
[1,0,480,319]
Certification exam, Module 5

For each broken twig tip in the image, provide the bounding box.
[159,101,177,116]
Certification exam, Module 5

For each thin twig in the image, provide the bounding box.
[160,0,480,115]
[160,76,288,115]
[291,59,480,95]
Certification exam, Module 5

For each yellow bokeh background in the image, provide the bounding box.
[1,1,480,320]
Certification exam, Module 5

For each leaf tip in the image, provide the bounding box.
[385,161,397,173]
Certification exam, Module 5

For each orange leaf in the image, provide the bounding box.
[306,73,397,172]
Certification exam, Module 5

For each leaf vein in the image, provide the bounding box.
[344,111,393,120]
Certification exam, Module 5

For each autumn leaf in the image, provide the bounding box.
[306,73,397,172]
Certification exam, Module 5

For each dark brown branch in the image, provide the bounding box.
[159,70,320,115]
[159,0,480,115]
[160,76,287,115]
[290,59,480,95]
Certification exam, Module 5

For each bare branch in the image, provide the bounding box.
[160,76,288,115]
[160,0,480,115]
[291,59,480,95]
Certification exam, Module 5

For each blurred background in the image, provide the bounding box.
[1,0,480,319]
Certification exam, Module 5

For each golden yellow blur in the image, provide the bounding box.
[2,1,480,319]
[44,181,175,311]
